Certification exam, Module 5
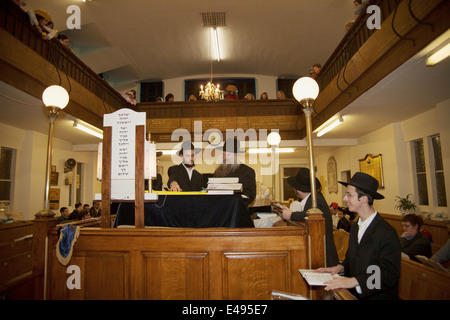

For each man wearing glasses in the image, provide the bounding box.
[317,172,401,300]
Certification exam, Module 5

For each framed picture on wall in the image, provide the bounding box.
[358,154,384,188]
[50,172,59,186]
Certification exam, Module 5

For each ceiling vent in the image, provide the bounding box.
[201,12,227,27]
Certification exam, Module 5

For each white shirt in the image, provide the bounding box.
[357,211,378,244]
[298,193,310,212]
[182,163,194,180]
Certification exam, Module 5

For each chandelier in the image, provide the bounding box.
[199,23,223,101]
[199,82,221,101]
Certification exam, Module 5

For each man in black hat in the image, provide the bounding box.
[272,167,338,267]
[317,172,401,300]
[167,141,206,191]
[214,138,256,205]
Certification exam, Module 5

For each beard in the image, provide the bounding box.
[214,163,240,177]
[184,162,195,168]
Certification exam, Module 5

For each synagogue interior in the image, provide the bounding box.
[0,0,449,302]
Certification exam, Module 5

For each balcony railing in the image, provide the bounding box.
[316,0,408,91]
[0,0,126,111]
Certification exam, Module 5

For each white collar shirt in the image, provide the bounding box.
[182,163,194,180]
[298,193,310,212]
[357,211,378,243]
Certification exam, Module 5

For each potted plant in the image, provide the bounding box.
[394,194,416,215]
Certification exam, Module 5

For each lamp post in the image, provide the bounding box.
[40,85,69,215]
[292,77,320,211]
[267,131,281,200]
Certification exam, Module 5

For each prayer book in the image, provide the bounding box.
[298,269,339,286]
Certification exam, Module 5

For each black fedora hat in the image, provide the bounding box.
[286,167,321,192]
[178,141,201,156]
[338,172,384,199]
[218,138,245,153]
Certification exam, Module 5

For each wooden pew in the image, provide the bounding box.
[399,257,450,300]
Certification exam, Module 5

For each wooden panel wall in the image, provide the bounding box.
[46,227,309,300]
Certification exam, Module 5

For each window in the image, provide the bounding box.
[412,139,428,205]
[412,134,447,208]
[0,146,15,212]
[431,135,447,207]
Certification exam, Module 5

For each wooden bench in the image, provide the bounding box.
[399,257,450,300]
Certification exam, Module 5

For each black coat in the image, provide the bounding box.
[343,213,401,300]
[218,164,256,205]
[167,164,206,191]
[290,192,339,267]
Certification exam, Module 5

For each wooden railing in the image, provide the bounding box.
[317,0,401,90]
[0,0,126,112]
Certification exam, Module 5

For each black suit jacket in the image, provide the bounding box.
[290,192,339,267]
[343,213,401,300]
[219,164,256,205]
[167,164,206,191]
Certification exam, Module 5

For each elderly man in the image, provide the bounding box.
[214,138,256,205]
[168,141,206,192]
[317,172,401,300]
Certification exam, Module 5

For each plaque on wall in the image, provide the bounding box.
[327,156,338,194]
[358,154,384,188]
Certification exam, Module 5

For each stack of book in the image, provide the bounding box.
[207,177,242,195]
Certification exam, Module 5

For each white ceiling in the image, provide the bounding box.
[1,0,449,159]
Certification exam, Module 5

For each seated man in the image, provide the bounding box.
[400,213,432,262]
[56,207,70,224]
[89,201,101,218]
[168,141,206,191]
[69,203,83,220]
[214,138,256,205]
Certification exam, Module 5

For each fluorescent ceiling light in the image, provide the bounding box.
[316,117,343,137]
[212,27,221,61]
[248,148,295,154]
[426,42,450,66]
[73,121,103,139]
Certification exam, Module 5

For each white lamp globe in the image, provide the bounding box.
[42,85,69,109]
[292,77,319,102]
[267,131,281,146]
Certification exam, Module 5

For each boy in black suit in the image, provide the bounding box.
[317,172,401,300]
[167,141,206,191]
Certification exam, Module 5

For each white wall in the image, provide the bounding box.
[0,122,98,220]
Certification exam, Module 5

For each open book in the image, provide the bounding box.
[415,255,449,273]
[298,269,339,286]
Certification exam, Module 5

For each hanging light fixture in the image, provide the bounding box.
[199,8,223,101]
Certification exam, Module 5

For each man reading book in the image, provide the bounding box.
[317,172,401,300]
